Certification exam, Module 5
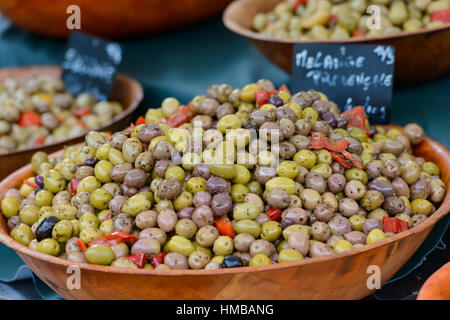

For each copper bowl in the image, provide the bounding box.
[0,0,233,38]
[0,65,143,180]
[223,0,450,87]
[0,125,448,300]
[417,262,450,300]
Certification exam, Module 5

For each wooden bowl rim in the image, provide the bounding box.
[0,65,143,158]
[0,128,449,277]
[223,0,450,45]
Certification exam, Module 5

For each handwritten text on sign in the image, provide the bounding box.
[62,32,122,101]
[291,44,395,124]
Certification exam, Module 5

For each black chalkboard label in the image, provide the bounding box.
[62,32,122,101]
[291,43,395,124]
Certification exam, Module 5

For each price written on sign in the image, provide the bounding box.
[62,32,122,101]
[291,43,395,124]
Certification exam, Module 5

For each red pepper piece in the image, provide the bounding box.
[215,216,236,238]
[161,103,195,128]
[341,150,363,170]
[73,108,91,118]
[329,13,338,24]
[75,121,87,128]
[88,231,138,247]
[309,131,349,153]
[331,152,352,169]
[136,116,147,125]
[341,106,370,136]
[69,179,80,195]
[278,84,290,94]
[18,111,41,127]
[104,212,113,220]
[266,208,283,221]
[150,252,166,268]
[34,136,46,146]
[254,90,272,107]
[24,180,38,188]
[77,239,87,253]
[126,253,147,268]
[124,123,135,137]
[383,217,409,234]
[352,29,367,38]
[292,0,307,9]
[430,9,450,23]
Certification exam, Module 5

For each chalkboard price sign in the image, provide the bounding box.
[62,32,122,101]
[291,43,395,124]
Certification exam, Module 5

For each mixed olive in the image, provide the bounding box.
[1,79,446,270]
[0,74,123,154]
[252,0,450,40]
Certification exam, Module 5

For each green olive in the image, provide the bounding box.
[301,107,319,126]
[165,165,186,182]
[161,97,180,117]
[99,219,113,235]
[186,177,207,194]
[53,204,77,220]
[216,114,242,134]
[76,146,95,164]
[234,219,261,238]
[173,191,193,211]
[249,254,272,266]
[10,223,34,245]
[77,176,101,193]
[310,163,332,179]
[1,197,21,218]
[37,238,61,256]
[411,199,433,216]
[52,220,73,242]
[231,184,249,203]
[277,161,300,179]
[294,149,317,169]
[79,226,103,244]
[349,214,366,231]
[345,168,369,184]
[122,194,151,217]
[239,83,259,103]
[213,236,234,256]
[70,219,80,236]
[94,160,114,183]
[60,159,77,180]
[79,212,100,230]
[167,235,195,257]
[111,257,138,268]
[19,205,39,225]
[175,219,198,239]
[233,203,261,220]
[31,151,49,173]
[401,162,420,184]
[95,143,111,161]
[209,164,237,179]
[232,164,251,184]
[247,181,262,195]
[333,239,353,253]
[90,189,113,210]
[44,169,67,193]
[265,177,297,195]
[421,161,440,176]
[277,248,303,263]
[85,244,115,265]
[282,224,310,240]
[277,239,289,252]
[122,138,142,163]
[260,221,282,242]
[366,229,386,244]
[108,148,125,165]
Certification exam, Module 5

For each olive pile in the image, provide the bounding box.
[1,79,446,270]
[252,0,450,40]
[0,74,123,154]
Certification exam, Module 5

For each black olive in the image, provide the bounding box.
[84,157,97,167]
[35,216,59,242]
[35,175,44,188]
[222,255,243,268]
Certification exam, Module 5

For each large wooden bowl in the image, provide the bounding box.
[417,262,450,300]
[0,0,233,38]
[223,0,450,87]
[0,127,448,300]
[0,65,143,180]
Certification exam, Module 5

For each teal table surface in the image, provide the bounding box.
[0,16,449,300]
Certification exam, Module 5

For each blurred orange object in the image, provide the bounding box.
[417,262,450,300]
[0,0,233,38]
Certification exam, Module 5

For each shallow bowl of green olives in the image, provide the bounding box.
[223,0,450,87]
[0,65,143,180]
[0,125,449,299]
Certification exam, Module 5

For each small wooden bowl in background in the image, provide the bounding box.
[417,262,450,300]
[0,65,143,180]
[0,126,448,300]
[223,0,450,87]
[0,0,233,38]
